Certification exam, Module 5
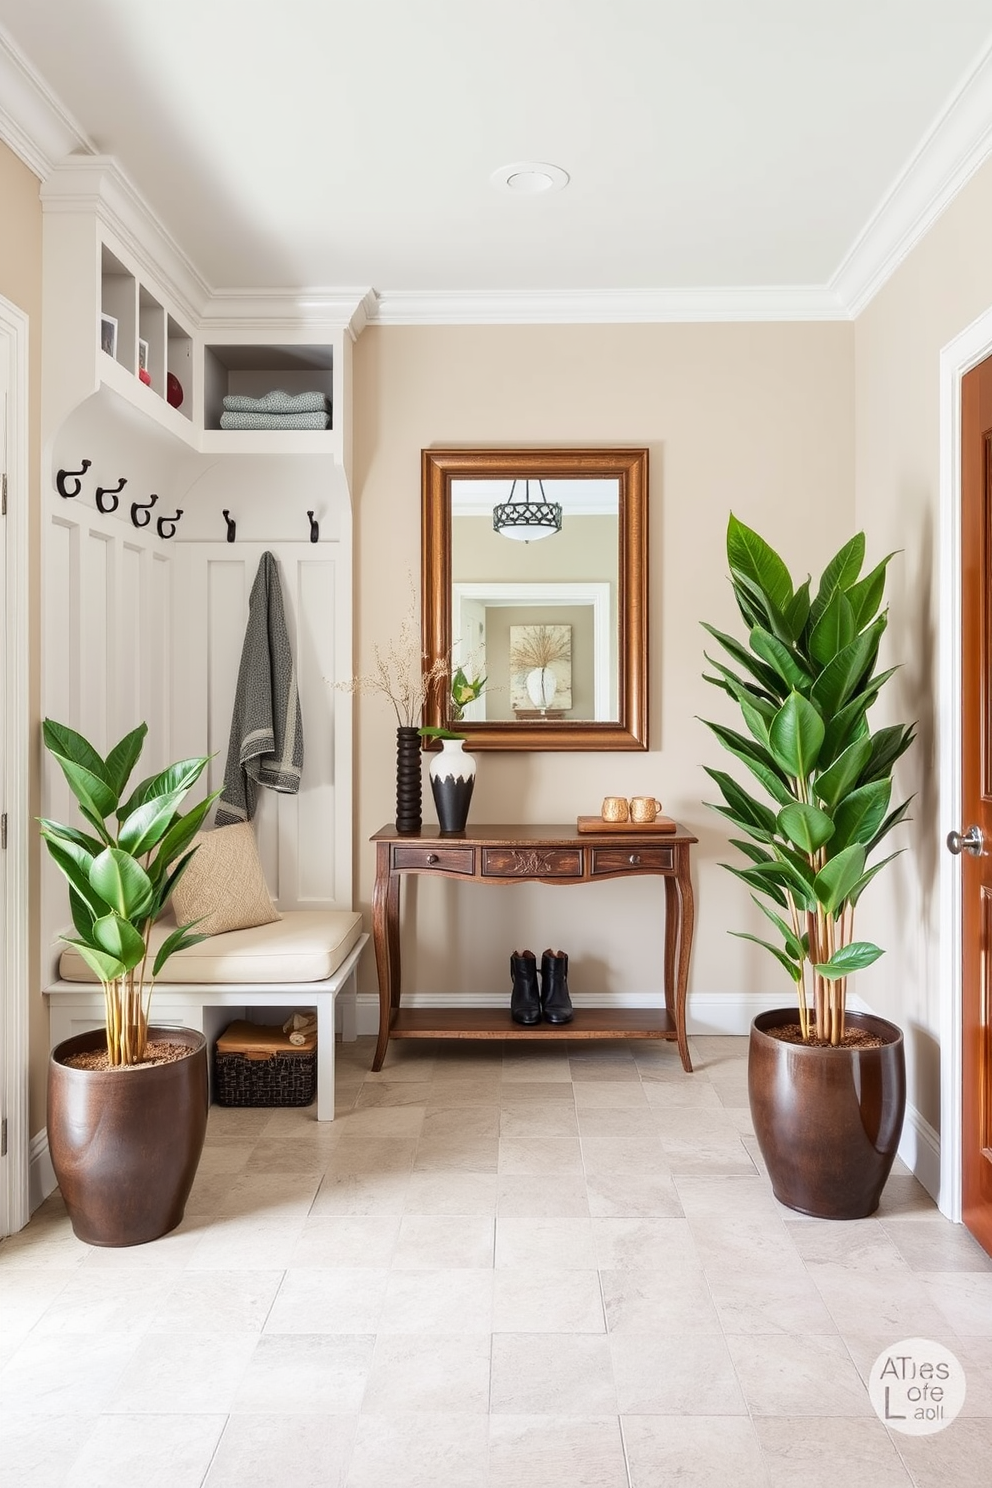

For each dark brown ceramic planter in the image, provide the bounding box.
[748,1008,906,1220]
[47,1026,209,1247]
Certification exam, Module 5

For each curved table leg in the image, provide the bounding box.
[371,843,400,1071]
[665,863,694,1073]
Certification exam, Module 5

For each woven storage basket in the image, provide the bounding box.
[214,1020,317,1107]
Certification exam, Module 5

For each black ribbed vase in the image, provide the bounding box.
[395,726,422,834]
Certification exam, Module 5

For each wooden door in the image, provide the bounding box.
[960,353,992,1257]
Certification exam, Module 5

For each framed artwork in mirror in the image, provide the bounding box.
[421,447,649,750]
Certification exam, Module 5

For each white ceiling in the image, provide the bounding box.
[1,1,991,316]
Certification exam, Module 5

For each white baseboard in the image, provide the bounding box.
[894,1103,941,1204]
[28,1129,57,1214]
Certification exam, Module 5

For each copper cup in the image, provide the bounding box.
[601,796,630,823]
[629,796,663,823]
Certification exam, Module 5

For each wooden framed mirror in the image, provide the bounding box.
[421,447,648,750]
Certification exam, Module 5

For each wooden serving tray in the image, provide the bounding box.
[576,815,678,834]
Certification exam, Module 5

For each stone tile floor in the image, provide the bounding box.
[1,1035,990,1486]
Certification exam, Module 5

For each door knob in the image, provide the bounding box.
[946,825,984,857]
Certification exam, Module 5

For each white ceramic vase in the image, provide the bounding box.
[525,666,557,710]
[428,738,477,834]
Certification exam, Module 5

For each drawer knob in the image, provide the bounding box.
[426,852,439,864]
[629,853,641,865]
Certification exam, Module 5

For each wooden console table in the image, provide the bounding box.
[370,822,697,1072]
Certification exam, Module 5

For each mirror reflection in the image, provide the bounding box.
[451,478,619,723]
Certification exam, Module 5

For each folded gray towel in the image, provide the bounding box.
[220,410,331,430]
[222,390,331,414]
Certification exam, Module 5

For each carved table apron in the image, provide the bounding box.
[370,823,697,1072]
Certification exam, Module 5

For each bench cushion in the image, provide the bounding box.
[58,909,363,986]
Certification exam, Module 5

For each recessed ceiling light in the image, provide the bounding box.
[490,162,570,196]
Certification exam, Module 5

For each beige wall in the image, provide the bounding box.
[352,322,855,1002]
[0,140,45,1137]
[854,154,992,1132]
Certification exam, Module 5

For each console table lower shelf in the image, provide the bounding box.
[370,822,697,1072]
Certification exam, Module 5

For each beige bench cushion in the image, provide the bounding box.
[58,909,363,986]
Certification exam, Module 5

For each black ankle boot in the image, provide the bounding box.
[541,949,574,1024]
[510,950,542,1026]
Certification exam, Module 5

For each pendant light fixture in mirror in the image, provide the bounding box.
[492,478,563,541]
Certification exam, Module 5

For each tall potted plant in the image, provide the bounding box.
[40,718,218,1246]
[701,515,914,1218]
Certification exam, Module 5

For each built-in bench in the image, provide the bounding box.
[46,910,367,1120]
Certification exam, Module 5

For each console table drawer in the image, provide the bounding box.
[393,846,476,874]
[592,847,674,874]
[481,847,582,878]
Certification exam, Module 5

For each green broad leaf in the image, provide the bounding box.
[817,667,898,766]
[150,847,198,917]
[39,833,112,918]
[829,779,892,854]
[746,857,817,911]
[705,658,780,718]
[810,533,865,626]
[846,554,895,630]
[730,931,803,983]
[813,941,884,979]
[732,570,794,645]
[721,862,788,908]
[814,736,873,809]
[60,939,127,984]
[46,755,118,833]
[68,886,95,939]
[118,756,209,822]
[42,720,112,785]
[753,895,806,963]
[811,613,887,717]
[117,788,187,857]
[91,913,146,970]
[750,628,813,692]
[147,793,219,884]
[36,818,104,856]
[729,838,777,865]
[700,720,793,805]
[866,795,914,855]
[857,724,917,786]
[848,850,903,907]
[700,624,784,697]
[153,922,209,977]
[89,848,154,919]
[809,591,856,668]
[777,802,836,854]
[104,724,148,798]
[705,802,776,846]
[727,514,795,616]
[813,843,866,914]
[784,578,812,645]
[703,768,779,835]
[768,692,825,779]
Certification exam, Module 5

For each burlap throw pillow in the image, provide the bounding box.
[171,821,281,936]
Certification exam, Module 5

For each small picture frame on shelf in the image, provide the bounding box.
[137,337,152,385]
[100,314,118,359]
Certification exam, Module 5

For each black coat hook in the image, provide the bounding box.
[130,493,158,528]
[95,477,127,514]
[222,509,236,543]
[307,510,319,543]
[156,509,183,539]
[56,460,91,499]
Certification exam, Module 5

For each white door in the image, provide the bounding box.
[0,299,30,1236]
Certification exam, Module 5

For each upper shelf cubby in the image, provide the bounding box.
[203,343,333,429]
[98,243,194,429]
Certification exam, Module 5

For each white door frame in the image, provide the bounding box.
[938,301,992,1223]
[0,294,30,1235]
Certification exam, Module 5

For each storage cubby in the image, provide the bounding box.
[203,343,334,432]
[167,317,194,422]
[100,245,137,373]
[137,286,165,395]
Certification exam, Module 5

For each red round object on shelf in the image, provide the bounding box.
[138,368,152,386]
[166,373,184,409]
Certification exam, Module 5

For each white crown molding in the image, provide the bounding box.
[369,284,850,326]
[202,287,378,341]
[0,23,92,177]
[832,39,992,317]
[40,156,209,327]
